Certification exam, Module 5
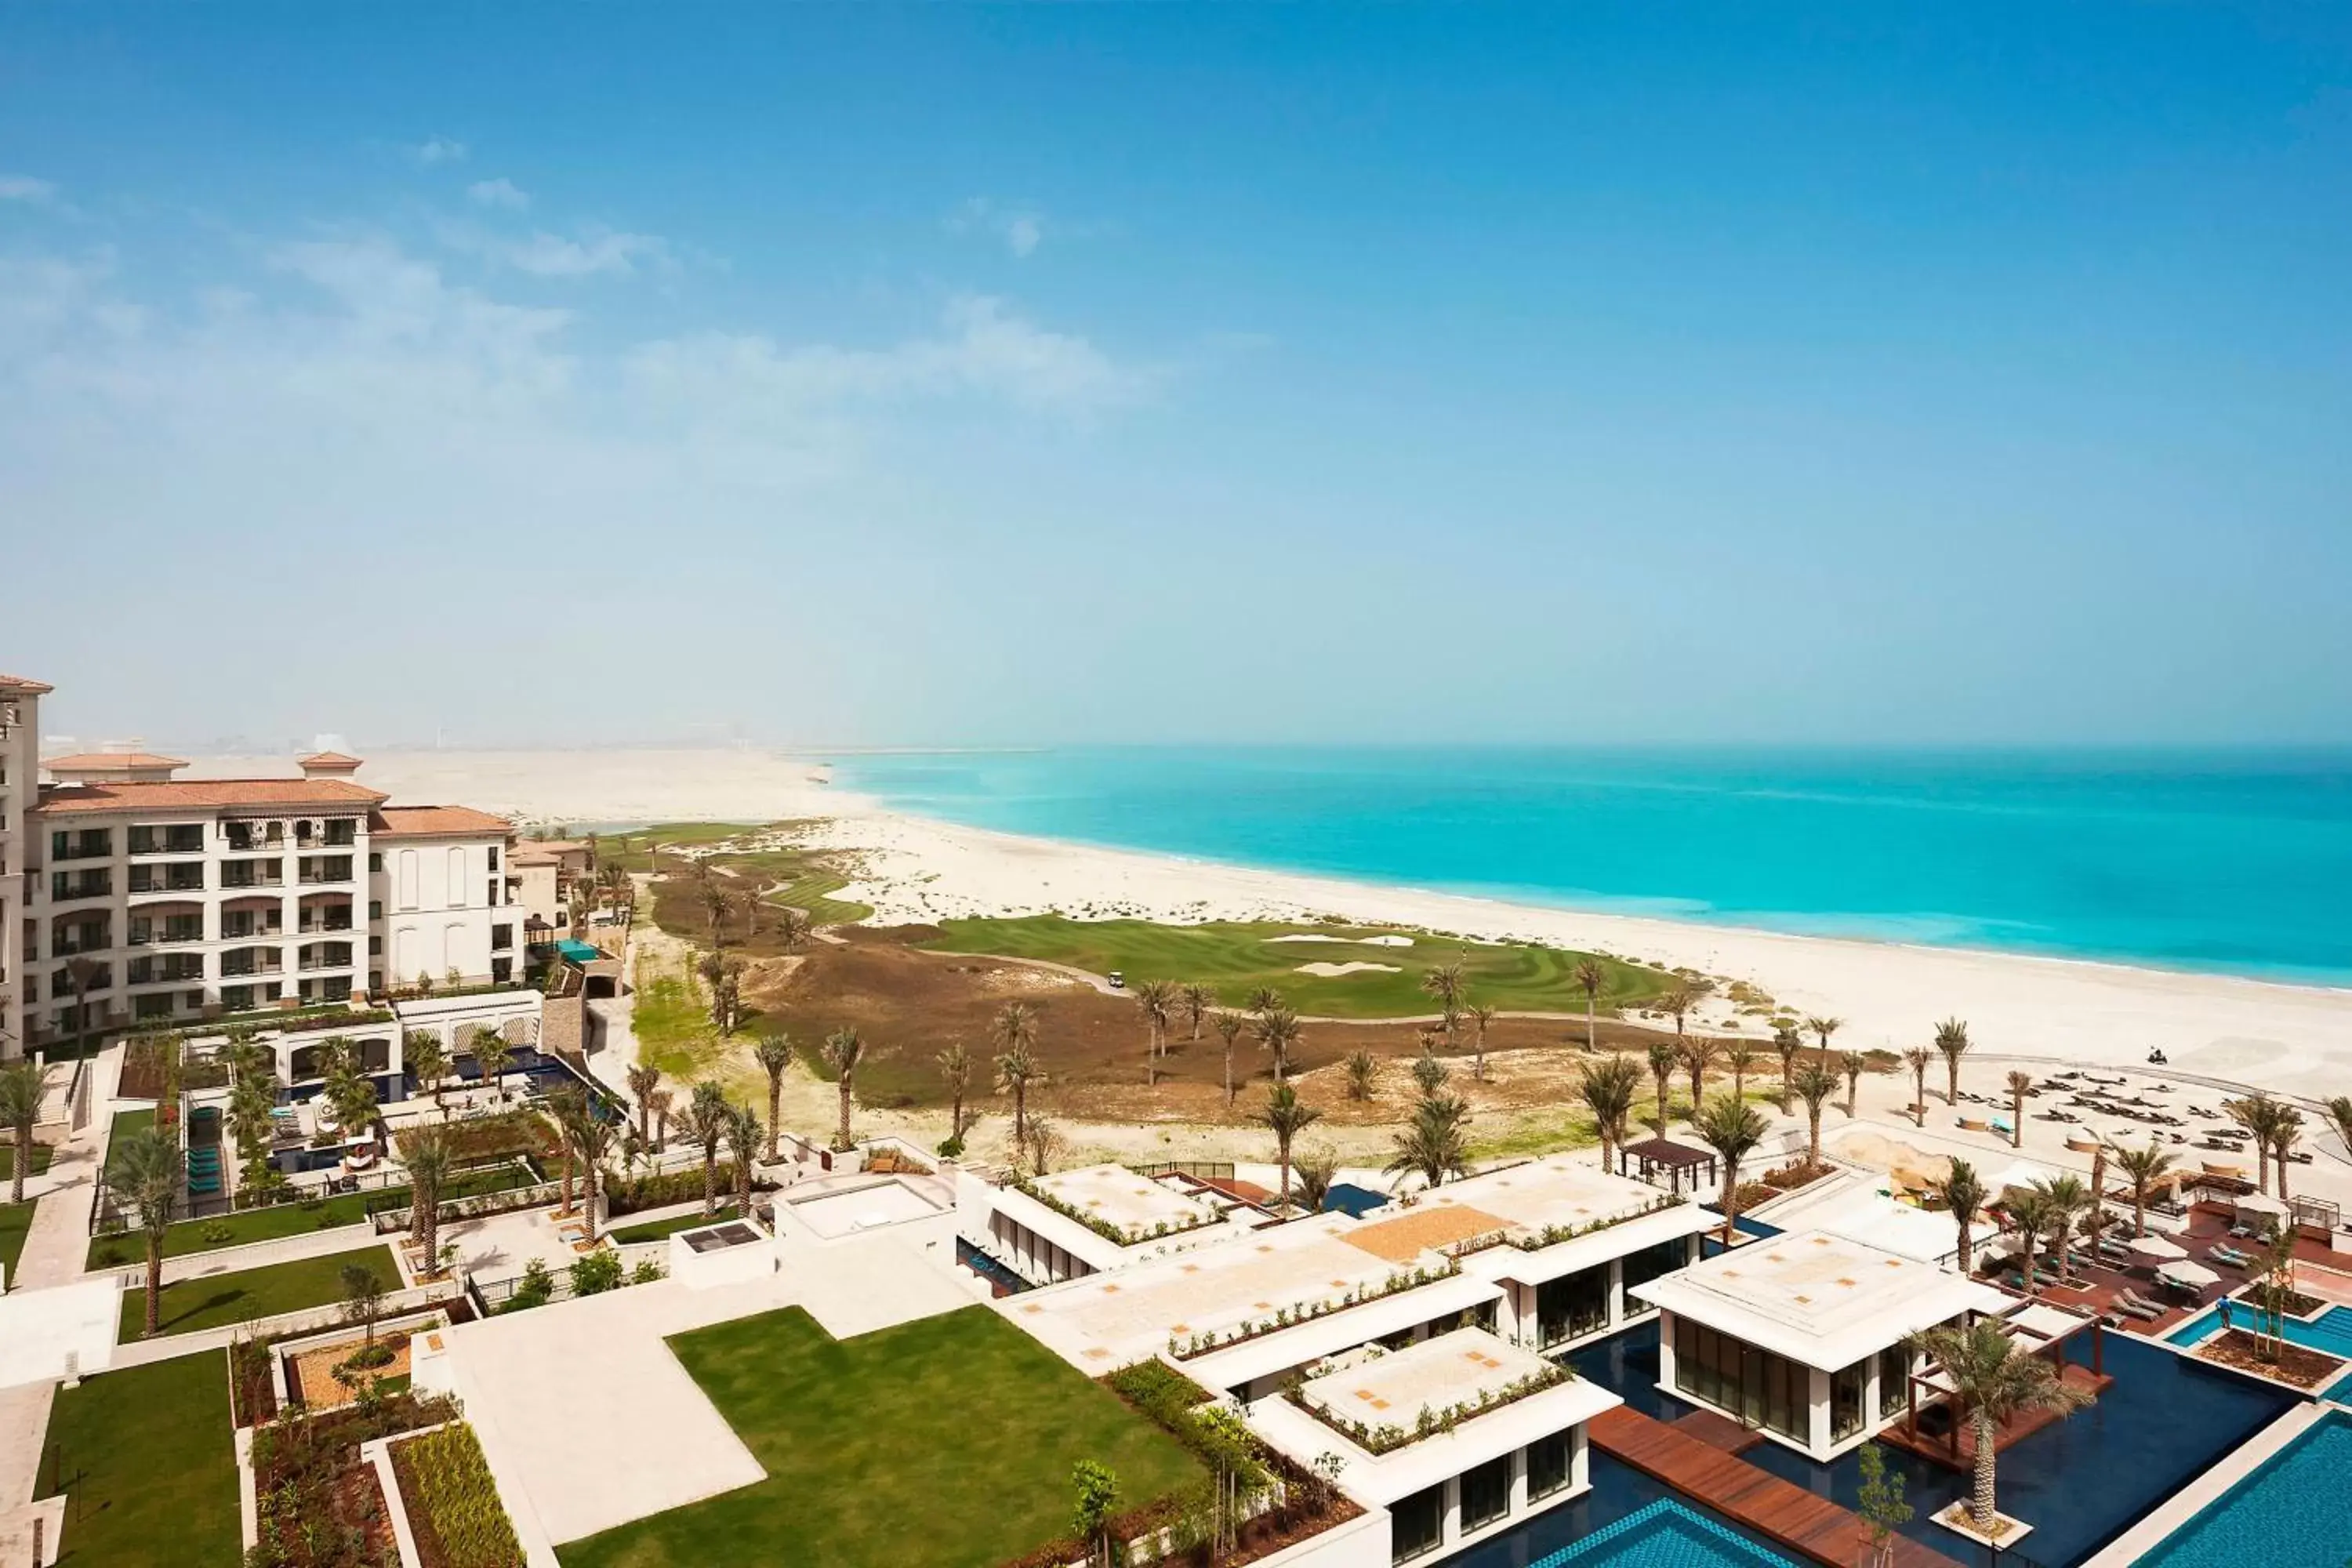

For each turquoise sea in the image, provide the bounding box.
[829,748,2352,984]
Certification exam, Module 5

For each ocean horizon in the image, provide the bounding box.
[830,746,2352,985]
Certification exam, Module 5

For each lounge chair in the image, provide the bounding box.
[2114,1289,2165,1321]
[2211,1244,2253,1269]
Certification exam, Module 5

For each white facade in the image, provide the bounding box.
[373,808,521,995]
[0,675,46,1058]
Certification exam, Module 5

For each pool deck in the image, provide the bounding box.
[2077,1400,2335,1567]
[1588,1407,1965,1568]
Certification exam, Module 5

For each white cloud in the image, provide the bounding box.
[0,175,56,202]
[466,178,530,211]
[438,223,669,278]
[950,198,1049,259]
[411,136,468,166]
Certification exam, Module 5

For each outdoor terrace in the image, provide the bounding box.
[1028,1162,1226,1243]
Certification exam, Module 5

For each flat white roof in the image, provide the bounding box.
[1631,1227,2011,1371]
[1003,1212,1437,1371]
[1245,1327,1621,1504]
[1180,1272,1503,1392]
[1030,1164,1225,1243]
[0,1279,118,1391]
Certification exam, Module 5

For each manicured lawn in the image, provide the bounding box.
[608,1205,740,1246]
[559,1305,1204,1568]
[0,1141,55,1180]
[919,916,1674,1019]
[42,1350,241,1567]
[120,1242,401,1339]
[0,1202,33,1284]
[88,1161,538,1269]
[107,1107,156,1149]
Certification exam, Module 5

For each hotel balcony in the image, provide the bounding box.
[128,865,207,897]
[47,873,113,903]
[126,829,206,857]
[221,861,286,890]
[48,834,113,862]
[296,856,355,887]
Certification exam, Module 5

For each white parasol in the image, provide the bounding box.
[2156,1260,2220,1290]
[2126,1234,2187,1262]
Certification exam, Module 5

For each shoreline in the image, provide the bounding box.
[201,747,2352,1101]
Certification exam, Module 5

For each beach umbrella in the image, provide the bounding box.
[2156,1260,2220,1290]
[2234,1193,2288,1221]
[2126,1234,2187,1263]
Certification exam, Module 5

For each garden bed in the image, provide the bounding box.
[290,1330,415,1410]
[2194,1327,2347,1389]
[252,1389,457,1568]
[389,1422,528,1568]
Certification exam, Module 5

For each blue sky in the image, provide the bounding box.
[3,5,2348,750]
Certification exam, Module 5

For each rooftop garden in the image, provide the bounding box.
[1009,1173,1220,1247]
[1288,1353,1572,1456]
[39,1350,242,1568]
[121,1241,403,1338]
[89,1160,539,1269]
[1438,1189,1690,1260]
[1167,1260,1459,1361]
[556,1305,1205,1568]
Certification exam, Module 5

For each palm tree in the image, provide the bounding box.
[1771,1025,1802,1114]
[1211,1011,1248,1107]
[1661,982,1708,1047]
[1179,983,1214,1045]
[1344,1049,1379,1102]
[626,1062,662,1148]
[1293,1146,1338,1215]
[2005,1071,2034,1149]
[724,1103,762,1221]
[1902,1047,1933,1127]
[1911,1319,2089,1534]
[2227,1093,2283,1195]
[1829,1051,1861,1119]
[405,1125,453,1273]
[990,1002,1041,1141]
[1936,1158,1990,1273]
[1679,1036,1720,1113]
[1134,979,1177,1083]
[2272,1106,2307,1209]
[1410,1048,1449,1097]
[1466,1003,1498,1082]
[2108,1139,2177,1239]
[64,955,103,1062]
[474,1027,515,1104]
[1933,1018,1972,1105]
[1806,1014,1842,1058]
[108,1127,178,1337]
[1246,985,1284,1018]
[404,1030,448,1110]
[1573,957,1607,1051]
[2326,1096,2352,1163]
[1578,1054,1642,1174]
[572,1110,617,1243]
[1257,1084,1323,1214]
[0,1061,44,1205]
[935,1040,972,1144]
[548,1086,590,1216]
[1421,960,1467,1053]
[1791,1062,1839,1168]
[2006,1188,2054,1297]
[2032,1173,2089,1285]
[1387,1093,1471,1192]
[1646,1040,1678,1132]
[647,1087,673,1151]
[1726,1041,1759,1104]
[682,1081,731,1215]
[1253,1007,1302,1083]
[1693,1094,1769,1244]
[821,1027,865,1150]
[753,1033,793,1161]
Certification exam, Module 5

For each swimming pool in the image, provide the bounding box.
[2131,1409,2352,1568]
[1526,1501,1798,1568]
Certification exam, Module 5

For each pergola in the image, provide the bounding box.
[1618,1138,1719,1196]
[1893,1298,2104,1470]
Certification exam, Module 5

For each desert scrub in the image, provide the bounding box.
[392,1422,524,1568]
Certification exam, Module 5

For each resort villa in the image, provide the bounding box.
[1632,1227,2011,1461]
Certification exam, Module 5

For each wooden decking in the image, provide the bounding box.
[1877,1362,2113,1472]
[1671,1406,1767,1455]
[1588,1407,1966,1568]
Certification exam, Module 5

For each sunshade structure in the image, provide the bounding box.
[2155,1260,2220,1290]
[2234,1192,2289,1224]
[2125,1233,2187,1263]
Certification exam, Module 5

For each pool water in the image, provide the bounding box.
[2133,1410,2352,1568]
[1526,1501,1798,1568]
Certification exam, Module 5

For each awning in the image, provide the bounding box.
[2157,1260,2220,1290]
[2126,1234,2187,1262]
[2234,1193,2288,1219]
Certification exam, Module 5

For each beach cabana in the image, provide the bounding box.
[1618,1138,1719,1197]
[2233,1193,2288,1229]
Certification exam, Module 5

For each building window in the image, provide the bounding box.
[1526,1431,1572,1501]
[368,851,383,873]
[1674,1319,1809,1443]
[368,900,382,920]
[1458,1454,1512,1534]
[487,846,499,871]
[368,935,382,956]
[135,993,174,1020]
[1877,1345,1910,1421]
[1537,1265,1610,1348]
[1391,1484,1445,1564]
[325,818,357,847]
[491,924,513,953]
[1831,1358,1869,1442]
[1622,1237,1689,1300]
[491,956,512,984]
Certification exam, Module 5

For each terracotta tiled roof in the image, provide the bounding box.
[510,839,590,864]
[34,779,388,815]
[44,752,191,770]
[0,673,53,695]
[369,804,514,838]
[298,751,365,768]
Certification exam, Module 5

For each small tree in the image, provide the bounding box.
[1693,1094,1769,1245]
[1839,1049,1867,1116]
[1386,1093,1471,1192]
[2005,1070,2034,1149]
[1070,1460,1120,1568]
[405,1125,454,1276]
[993,1007,1040,1144]
[339,1262,387,1354]
[1645,1040,1677,1131]
[1934,1017,1973,1105]
[1790,1062,1839,1168]
[1293,1145,1339,1214]
[475,1026,515,1103]
[935,1040,971,1145]
[753,1033,794,1161]
[109,1127,179,1337]
[1344,1048,1379,1102]
[1211,1011,1248,1108]
[626,1062,662,1148]
[1410,1048,1449,1098]
[1573,957,1606,1051]
[1771,1024,1802,1113]
[1466,1002,1497,1082]
[1577,1053,1642,1174]
[0,1060,45,1205]
[1253,1007,1302,1083]
[1936,1158,1990,1274]
[821,1026,865,1152]
[682,1081,731,1215]
[1903,1047,1933,1127]
[1258,1084,1323,1214]
[1857,1440,1913,1568]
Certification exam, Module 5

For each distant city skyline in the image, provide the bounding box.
[4,5,2349,748]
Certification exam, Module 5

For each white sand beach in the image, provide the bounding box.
[210,747,2352,1102]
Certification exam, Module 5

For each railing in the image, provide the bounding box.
[366,1167,560,1235]
[1131,1160,1236,1181]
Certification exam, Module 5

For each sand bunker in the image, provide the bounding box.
[1294,961,1403,978]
